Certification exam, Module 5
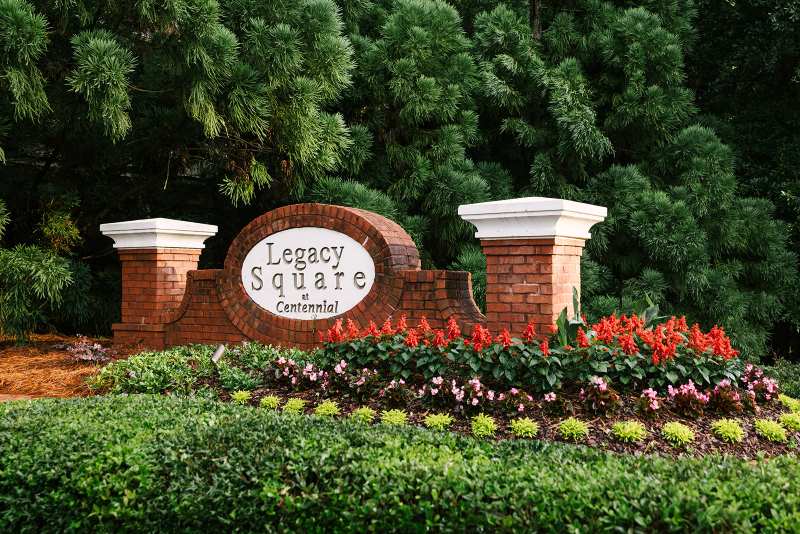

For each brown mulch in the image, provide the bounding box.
[0,334,116,398]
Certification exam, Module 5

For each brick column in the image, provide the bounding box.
[101,218,217,347]
[459,198,606,337]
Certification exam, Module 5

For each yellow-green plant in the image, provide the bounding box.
[662,422,695,447]
[423,413,453,431]
[314,400,340,417]
[611,421,647,443]
[510,417,539,438]
[779,412,800,431]
[471,414,497,438]
[259,395,280,410]
[711,419,744,443]
[779,394,800,413]
[350,406,376,424]
[754,419,787,443]
[230,390,251,405]
[381,409,408,426]
[559,418,589,441]
[283,398,307,415]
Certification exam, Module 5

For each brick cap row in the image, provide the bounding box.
[458,197,607,240]
[100,218,218,249]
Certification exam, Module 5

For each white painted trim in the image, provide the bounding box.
[100,218,218,249]
[458,197,607,240]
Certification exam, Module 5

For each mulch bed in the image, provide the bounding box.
[0,335,120,398]
[221,386,799,459]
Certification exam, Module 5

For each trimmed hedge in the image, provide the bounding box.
[1,395,799,532]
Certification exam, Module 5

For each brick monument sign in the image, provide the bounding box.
[101,198,606,349]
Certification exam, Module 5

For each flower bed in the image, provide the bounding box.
[89,314,800,457]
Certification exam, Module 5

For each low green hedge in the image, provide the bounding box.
[2,396,799,532]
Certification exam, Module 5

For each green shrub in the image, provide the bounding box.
[611,421,647,443]
[350,406,376,424]
[3,396,800,531]
[381,409,408,426]
[216,360,262,391]
[754,419,787,443]
[662,422,695,447]
[283,398,307,415]
[711,419,745,443]
[88,345,216,394]
[230,390,251,405]
[510,417,539,438]
[559,418,590,441]
[314,400,340,417]
[779,412,800,432]
[259,395,280,410]
[471,414,497,438]
[779,394,800,413]
[423,413,453,431]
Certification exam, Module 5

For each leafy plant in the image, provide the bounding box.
[662,422,695,447]
[580,376,622,415]
[559,418,589,442]
[230,390,252,405]
[611,421,647,443]
[779,394,800,413]
[350,407,376,425]
[779,413,800,432]
[471,414,497,438]
[259,395,280,410]
[381,409,408,426]
[711,419,745,444]
[423,413,453,432]
[314,400,340,417]
[283,398,307,416]
[510,418,539,438]
[217,360,261,391]
[754,419,787,443]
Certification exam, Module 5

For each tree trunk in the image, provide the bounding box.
[530,0,542,41]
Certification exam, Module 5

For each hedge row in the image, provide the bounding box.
[1,395,799,532]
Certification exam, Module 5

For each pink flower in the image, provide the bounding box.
[544,392,556,402]
[487,390,495,401]
[432,376,444,386]
[471,398,479,406]
[517,403,525,412]
[510,388,519,395]
[431,388,439,396]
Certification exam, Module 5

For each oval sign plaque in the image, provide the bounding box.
[241,227,376,319]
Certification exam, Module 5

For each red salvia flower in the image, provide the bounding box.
[327,319,344,343]
[396,314,408,333]
[432,330,447,348]
[540,339,550,357]
[688,323,709,354]
[576,327,590,348]
[618,333,638,355]
[380,318,394,336]
[496,329,513,348]
[548,324,558,334]
[363,320,380,337]
[418,316,432,333]
[522,321,537,343]
[404,328,419,347]
[346,318,360,339]
[470,325,492,352]
[446,317,461,340]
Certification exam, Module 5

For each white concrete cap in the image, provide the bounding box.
[100,218,218,249]
[458,197,607,240]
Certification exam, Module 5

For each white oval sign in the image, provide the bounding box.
[241,227,376,319]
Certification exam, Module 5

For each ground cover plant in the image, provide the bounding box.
[3,395,800,532]
[89,313,800,456]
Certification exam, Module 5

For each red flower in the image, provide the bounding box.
[327,319,344,343]
[396,314,408,333]
[548,324,558,334]
[432,330,447,348]
[363,320,380,337]
[618,333,638,355]
[446,317,461,340]
[496,329,513,348]
[688,323,709,354]
[346,318,360,339]
[540,339,550,357]
[708,325,738,359]
[380,318,394,336]
[576,327,590,348]
[404,328,419,347]
[522,321,537,343]
[470,325,492,352]
[418,316,432,333]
